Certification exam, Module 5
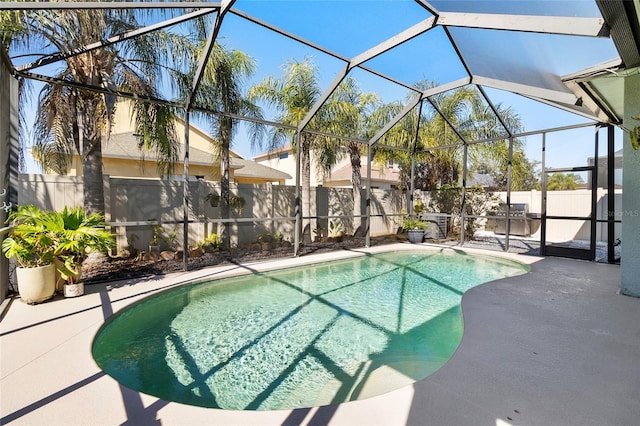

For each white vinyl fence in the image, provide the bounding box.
[18,174,619,253]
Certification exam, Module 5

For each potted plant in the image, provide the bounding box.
[402,214,427,244]
[148,221,164,255]
[199,233,221,253]
[49,207,115,297]
[230,195,246,216]
[205,191,220,208]
[328,219,345,242]
[1,205,56,303]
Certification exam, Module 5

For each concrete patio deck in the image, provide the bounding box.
[1,244,638,426]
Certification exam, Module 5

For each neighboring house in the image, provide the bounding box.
[253,144,401,189]
[46,101,291,185]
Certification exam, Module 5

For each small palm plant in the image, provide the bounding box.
[1,205,55,268]
[47,207,115,284]
[328,220,344,238]
[1,205,59,303]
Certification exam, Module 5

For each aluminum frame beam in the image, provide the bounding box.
[17,8,217,72]
[437,12,609,38]
[523,95,604,122]
[186,0,234,110]
[423,77,472,97]
[229,9,349,63]
[472,75,579,105]
[478,85,515,138]
[16,70,181,107]
[350,17,436,68]
[0,2,221,10]
[597,0,640,67]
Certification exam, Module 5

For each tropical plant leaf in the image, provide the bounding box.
[631,127,639,150]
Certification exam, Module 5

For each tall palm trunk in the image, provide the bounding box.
[220,118,232,249]
[349,143,363,236]
[79,93,105,214]
[300,135,312,243]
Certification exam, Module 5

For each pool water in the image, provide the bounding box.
[92,250,527,410]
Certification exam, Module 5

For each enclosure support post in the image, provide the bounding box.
[365,144,372,247]
[607,125,615,264]
[409,152,416,217]
[505,136,514,252]
[409,101,423,219]
[620,72,640,297]
[0,53,18,300]
[293,131,302,257]
[591,127,599,261]
[182,111,190,271]
[540,133,547,255]
[460,142,468,245]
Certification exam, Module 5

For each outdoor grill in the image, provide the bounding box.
[492,203,530,236]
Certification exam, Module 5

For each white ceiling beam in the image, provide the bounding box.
[422,77,471,97]
[526,95,605,123]
[350,17,436,68]
[437,12,609,37]
[473,75,578,105]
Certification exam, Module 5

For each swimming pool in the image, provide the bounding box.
[92,249,528,410]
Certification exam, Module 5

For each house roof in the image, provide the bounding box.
[231,158,292,181]
[103,132,291,181]
[252,144,293,162]
[104,132,230,165]
[324,163,400,186]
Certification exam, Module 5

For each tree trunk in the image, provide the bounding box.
[80,94,105,215]
[220,119,232,249]
[301,136,312,243]
[350,143,363,237]
[400,169,410,212]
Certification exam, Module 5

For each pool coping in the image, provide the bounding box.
[1,243,639,425]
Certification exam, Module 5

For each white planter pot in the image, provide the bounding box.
[64,282,84,298]
[16,263,56,304]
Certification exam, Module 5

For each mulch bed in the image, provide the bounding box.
[81,236,403,285]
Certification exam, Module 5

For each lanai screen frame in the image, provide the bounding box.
[0,1,621,270]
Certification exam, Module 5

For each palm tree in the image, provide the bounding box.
[249,58,325,243]
[190,44,263,248]
[372,99,426,211]
[420,84,477,186]
[546,172,583,190]
[324,77,381,236]
[3,7,201,214]
[463,98,535,191]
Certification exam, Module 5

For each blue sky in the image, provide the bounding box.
[17,0,621,173]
